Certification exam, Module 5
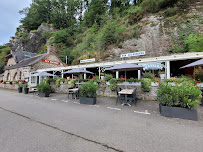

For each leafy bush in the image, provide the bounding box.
[55,78,65,87]
[141,78,152,92]
[70,79,77,88]
[142,72,154,79]
[109,78,117,91]
[156,81,201,110]
[79,81,97,98]
[42,30,53,40]
[37,82,51,93]
[104,74,113,82]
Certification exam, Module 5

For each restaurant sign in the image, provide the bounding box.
[80,58,95,63]
[42,59,61,65]
[121,51,145,58]
[139,62,165,71]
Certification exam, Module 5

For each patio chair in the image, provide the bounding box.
[127,88,137,106]
[68,87,75,99]
[116,88,125,105]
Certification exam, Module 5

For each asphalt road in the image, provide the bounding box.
[0,88,203,152]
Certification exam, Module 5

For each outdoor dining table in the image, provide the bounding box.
[69,88,79,99]
[118,89,134,106]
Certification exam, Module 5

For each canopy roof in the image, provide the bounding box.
[31,71,56,77]
[62,68,94,74]
[105,62,143,72]
[180,59,203,69]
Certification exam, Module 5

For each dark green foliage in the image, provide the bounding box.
[142,72,154,79]
[156,81,201,110]
[109,78,117,91]
[37,82,51,93]
[141,78,152,92]
[79,81,97,98]
[170,19,203,53]
[104,74,113,82]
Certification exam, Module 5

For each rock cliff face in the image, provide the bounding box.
[11,1,202,61]
[11,24,56,53]
[104,1,203,61]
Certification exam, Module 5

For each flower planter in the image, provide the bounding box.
[197,83,203,88]
[80,97,96,105]
[160,74,166,80]
[159,104,198,121]
[151,82,159,86]
[18,87,23,93]
[39,92,50,97]
[24,88,29,94]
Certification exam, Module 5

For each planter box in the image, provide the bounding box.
[18,87,22,93]
[39,92,50,97]
[151,82,159,86]
[159,104,198,121]
[80,97,96,105]
[160,74,166,80]
[24,88,29,94]
[197,83,203,88]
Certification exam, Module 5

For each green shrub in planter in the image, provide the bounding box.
[141,78,151,92]
[70,79,77,88]
[109,78,117,91]
[142,72,154,79]
[157,81,201,110]
[104,74,113,82]
[37,82,51,93]
[79,81,97,98]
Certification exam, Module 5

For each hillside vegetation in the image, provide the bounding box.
[0,0,202,69]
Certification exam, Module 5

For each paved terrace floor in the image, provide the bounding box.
[0,88,203,152]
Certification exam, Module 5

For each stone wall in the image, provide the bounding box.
[0,83,18,90]
[50,82,157,100]
[31,53,64,71]
[3,66,31,81]
[0,81,158,100]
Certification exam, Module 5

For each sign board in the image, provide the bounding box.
[23,68,29,74]
[121,51,145,58]
[139,62,165,71]
[80,58,95,63]
[42,59,61,65]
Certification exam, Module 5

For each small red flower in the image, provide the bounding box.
[196,81,200,83]
[121,77,125,80]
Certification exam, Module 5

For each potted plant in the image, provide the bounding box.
[156,81,201,121]
[79,81,97,105]
[159,71,166,80]
[17,83,23,93]
[37,82,51,97]
[23,83,29,94]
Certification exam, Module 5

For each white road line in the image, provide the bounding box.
[134,110,150,115]
[43,98,47,100]
[107,107,121,111]
[62,100,69,103]
[51,99,57,101]
[89,105,100,107]
[73,102,80,104]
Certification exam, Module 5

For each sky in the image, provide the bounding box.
[0,0,32,45]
